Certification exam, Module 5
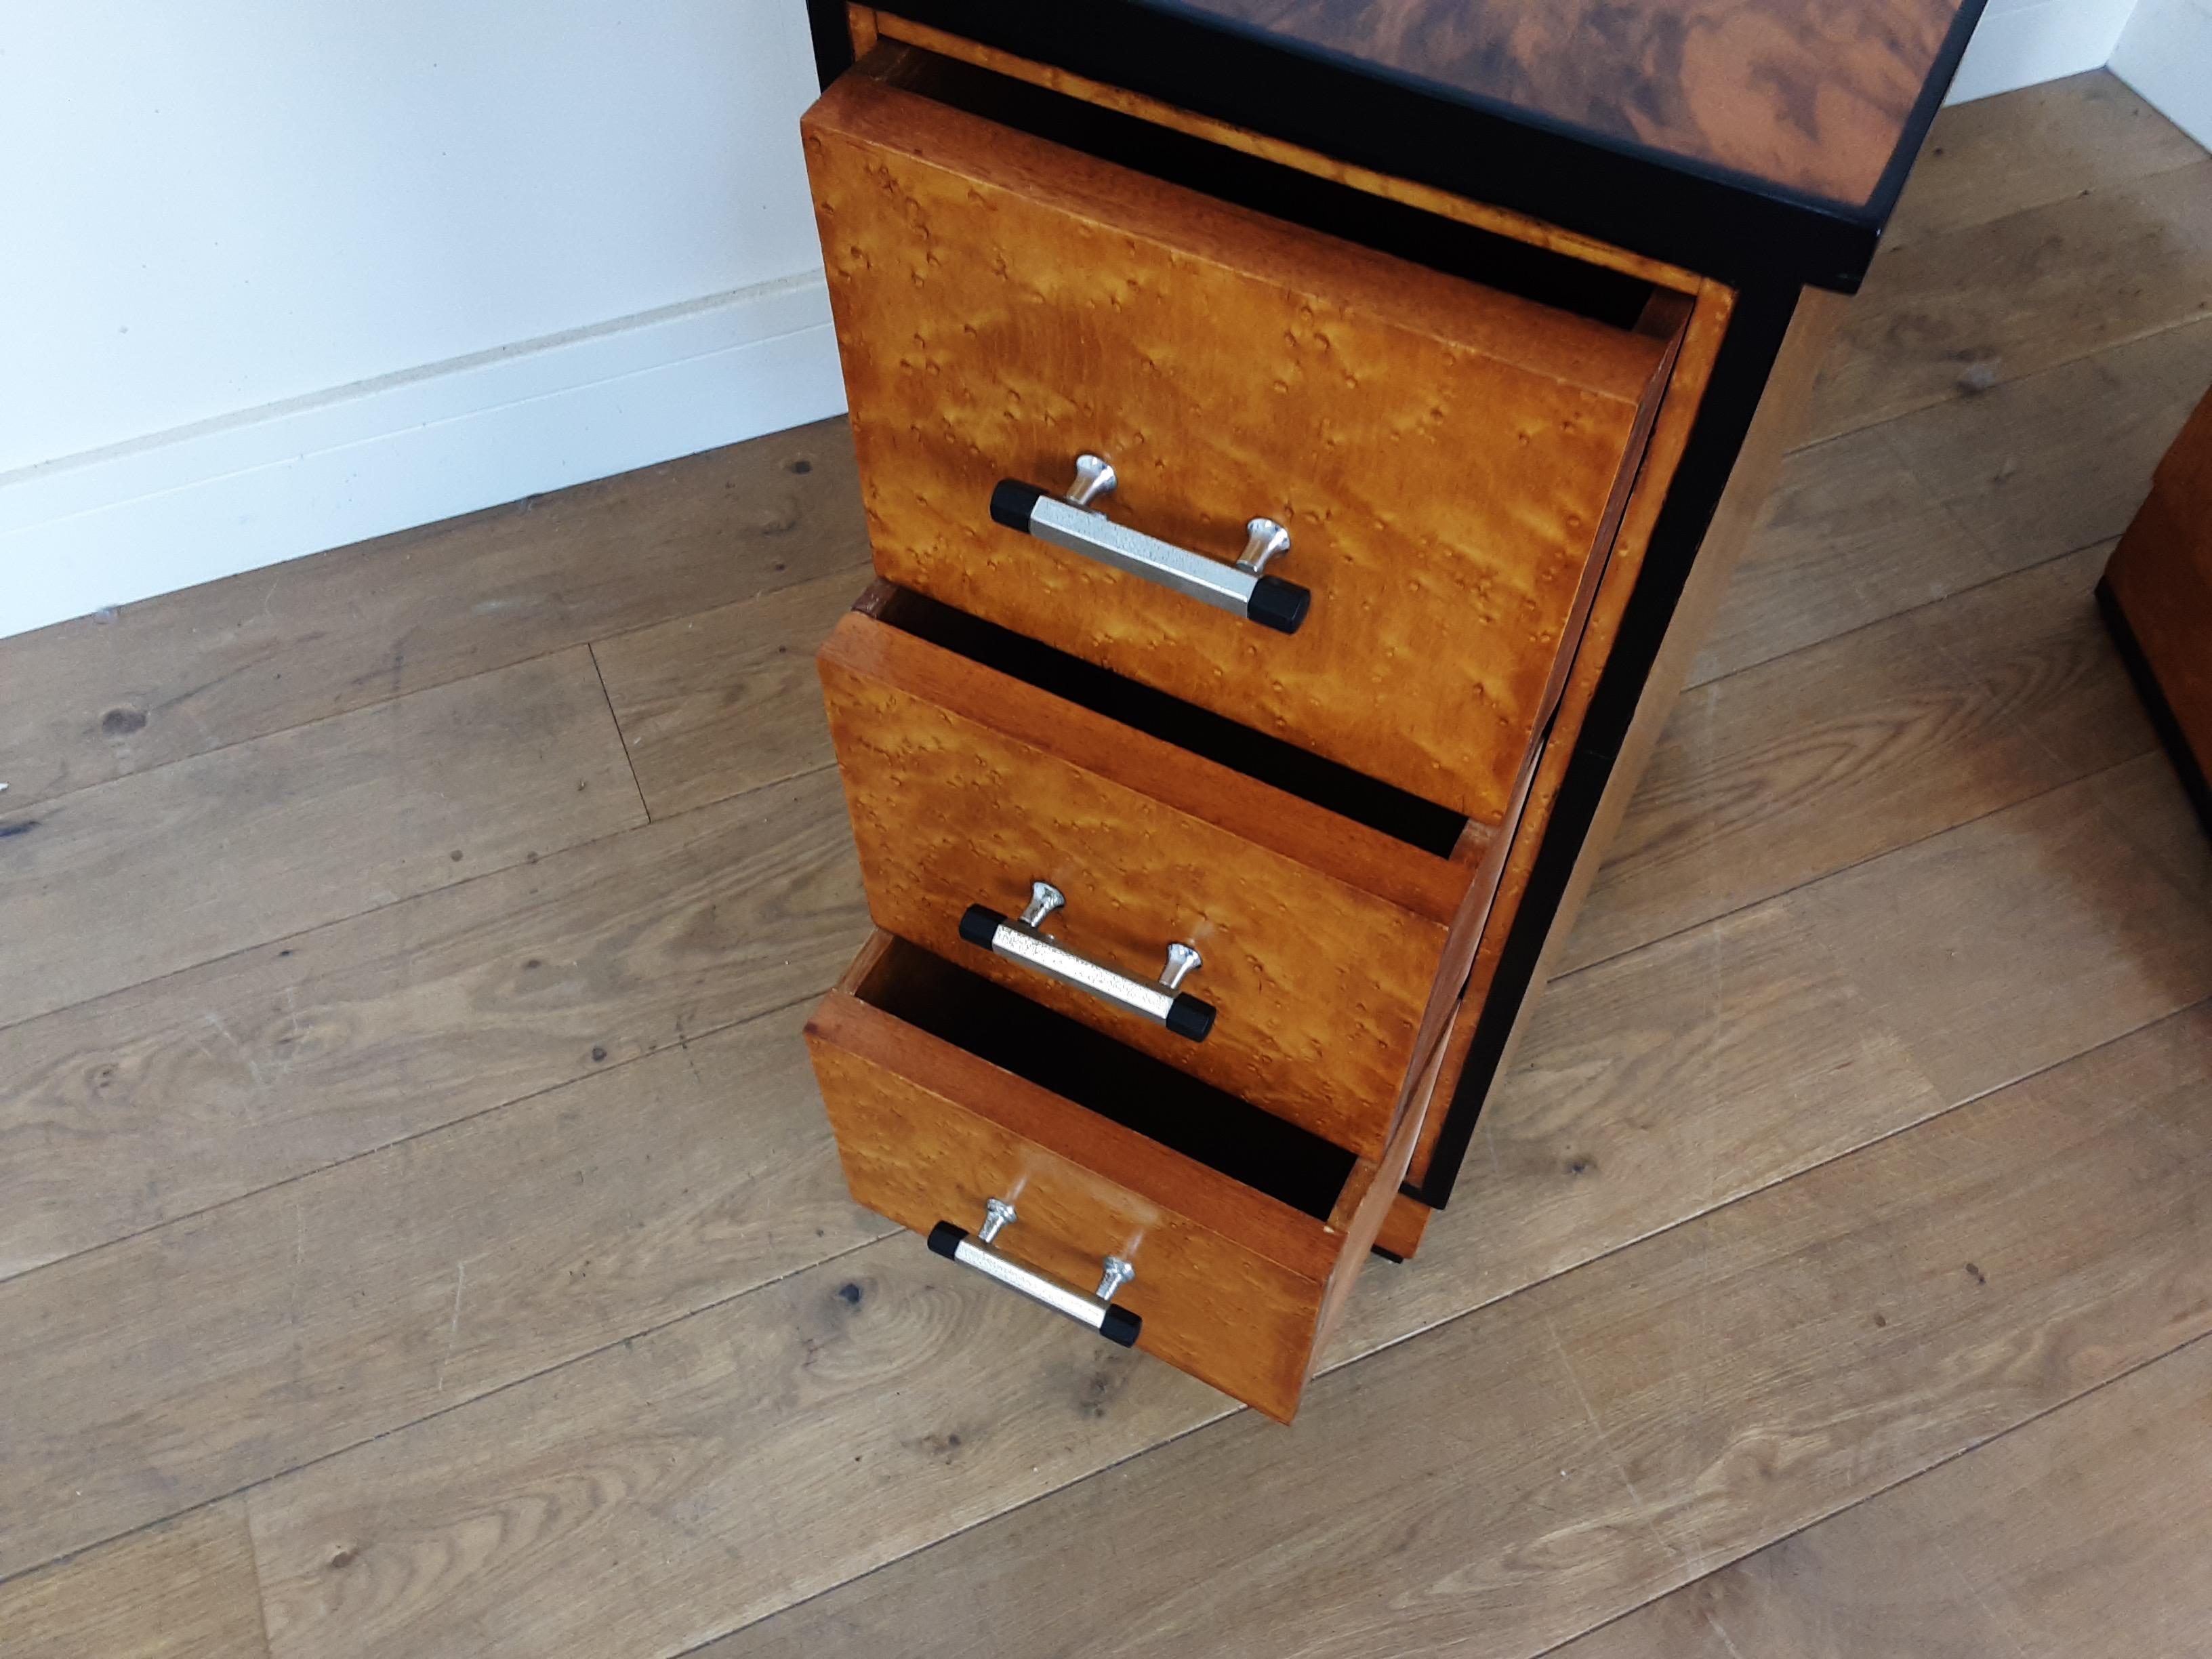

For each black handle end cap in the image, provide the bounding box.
[1247,575,1311,634]
[926,1221,966,1261]
[990,480,1047,532]
[1099,1305,1143,1347]
[959,905,1005,949]
[1165,994,1216,1042]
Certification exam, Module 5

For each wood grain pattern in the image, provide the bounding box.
[0,649,644,1031]
[1162,0,1971,207]
[1695,423,1999,685]
[1563,542,2155,973]
[714,998,2212,1659]
[592,567,865,819]
[1370,987,1486,1262]
[819,610,1456,1156]
[1877,316,2212,579]
[808,958,1399,1420]
[804,68,1674,824]
[0,1000,882,1580]
[1397,280,1737,1183]
[869,14,1706,291]
[0,422,861,813]
[0,1500,269,1659]
[2106,378,2212,773]
[0,766,865,1280]
[232,738,2212,1659]
[1806,159,2212,443]
[1553,1331,2212,1658]
[1700,312,2212,689]
[1338,750,2212,1370]
[1372,1191,1431,1259]
[1881,69,2205,252]
[224,739,2212,1659]
[1414,289,1845,1183]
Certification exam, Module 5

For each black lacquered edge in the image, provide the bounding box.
[806,0,1988,291]
[1164,993,1216,1042]
[2097,577,2212,842]
[958,905,1006,949]
[1247,575,1309,634]
[1401,280,1807,1212]
[989,479,1045,531]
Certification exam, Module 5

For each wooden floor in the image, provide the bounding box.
[4,71,2209,1659]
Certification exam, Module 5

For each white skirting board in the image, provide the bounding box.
[0,272,845,642]
[1946,0,2144,102]
[2110,0,2212,146]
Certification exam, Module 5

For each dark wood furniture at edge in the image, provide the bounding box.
[802,0,1978,1269]
[2100,382,2212,839]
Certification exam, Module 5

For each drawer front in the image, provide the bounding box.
[819,607,1460,1160]
[802,69,1673,825]
[805,936,1388,1421]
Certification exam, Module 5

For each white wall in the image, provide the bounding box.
[1946,0,2143,102]
[2111,0,2212,146]
[0,1,842,640]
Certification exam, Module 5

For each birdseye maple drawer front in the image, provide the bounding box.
[801,66,1677,825]
[819,586,1473,1161]
[804,933,1414,1421]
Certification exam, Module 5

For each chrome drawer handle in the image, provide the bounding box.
[928,1197,1141,1347]
[989,453,1311,634]
[960,880,1216,1042]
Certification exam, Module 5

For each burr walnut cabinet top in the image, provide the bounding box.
[814,1,1984,288]
[1139,0,1971,210]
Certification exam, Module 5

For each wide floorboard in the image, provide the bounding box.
[1,70,2205,1659]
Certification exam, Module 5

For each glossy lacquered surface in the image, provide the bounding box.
[1138,0,1975,209]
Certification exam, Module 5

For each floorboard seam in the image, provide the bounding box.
[0,1210,903,1596]
[0,756,843,1044]
[0,554,872,819]
[588,638,655,823]
[661,991,2212,1657]
[1521,1321,2212,1659]
[1799,296,2212,453]
[1553,741,2162,984]
[1685,530,2117,692]
[0,981,839,1290]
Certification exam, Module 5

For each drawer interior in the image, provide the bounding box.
[808,929,1428,1418]
[806,67,1679,827]
[864,582,1474,858]
[851,933,1358,1220]
[869,42,1658,333]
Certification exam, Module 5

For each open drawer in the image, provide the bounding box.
[805,933,1442,1420]
[819,581,1508,1160]
[802,47,1682,825]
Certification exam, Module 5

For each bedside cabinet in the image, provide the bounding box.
[794,0,1982,1418]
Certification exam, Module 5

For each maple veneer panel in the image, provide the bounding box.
[819,611,1457,1157]
[804,70,1671,825]
[807,981,1373,1421]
